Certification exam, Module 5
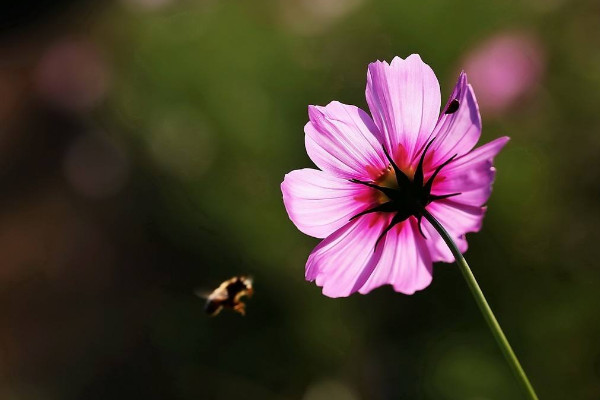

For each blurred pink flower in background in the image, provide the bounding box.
[35,38,110,112]
[462,32,545,116]
[282,55,508,297]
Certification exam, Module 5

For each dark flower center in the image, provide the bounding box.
[349,140,460,248]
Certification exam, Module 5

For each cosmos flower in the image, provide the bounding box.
[281,55,509,298]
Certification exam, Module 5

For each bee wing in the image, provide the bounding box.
[194,288,211,299]
[198,285,230,301]
[196,287,227,317]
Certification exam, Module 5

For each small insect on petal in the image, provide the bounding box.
[199,276,254,317]
[444,99,460,114]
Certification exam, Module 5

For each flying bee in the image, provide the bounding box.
[199,276,254,316]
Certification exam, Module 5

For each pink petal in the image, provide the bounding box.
[428,72,482,165]
[428,201,485,234]
[421,221,467,263]
[419,203,475,263]
[422,137,508,262]
[366,55,441,162]
[281,168,372,239]
[358,217,433,295]
[306,214,388,298]
[305,101,387,180]
[433,136,510,206]
[306,214,433,297]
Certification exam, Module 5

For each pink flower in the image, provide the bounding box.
[463,32,545,116]
[281,55,509,298]
[35,38,110,112]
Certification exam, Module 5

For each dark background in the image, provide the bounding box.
[1,0,599,399]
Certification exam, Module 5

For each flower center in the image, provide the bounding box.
[350,140,461,248]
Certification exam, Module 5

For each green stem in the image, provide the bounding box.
[422,209,539,400]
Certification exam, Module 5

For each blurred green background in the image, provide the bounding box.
[1,0,599,399]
